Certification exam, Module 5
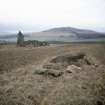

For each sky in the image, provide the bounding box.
[0,0,105,32]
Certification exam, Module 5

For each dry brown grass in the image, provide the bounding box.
[0,43,105,105]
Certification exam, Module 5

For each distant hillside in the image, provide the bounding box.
[0,34,29,39]
[42,27,105,39]
[0,33,30,43]
[0,34,17,39]
[43,27,96,33]
[0,27,105,42]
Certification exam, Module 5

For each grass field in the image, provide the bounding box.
[0,43,105,105]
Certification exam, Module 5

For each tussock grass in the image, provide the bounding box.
[0,43,105,105]
[88,43,105,64]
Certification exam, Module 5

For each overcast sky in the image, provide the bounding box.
[0,0,105,32]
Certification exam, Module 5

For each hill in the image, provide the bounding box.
[0,27,105,42]
[43,27,105,38]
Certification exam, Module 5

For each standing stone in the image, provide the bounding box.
[17,31,24,46]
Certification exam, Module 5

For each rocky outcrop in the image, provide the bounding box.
[34,52,95,78]
[51,53,85,63]
[24,40,49,47]
[34,69,63,77]
[50,52,90,67]
[66,65,82,73]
